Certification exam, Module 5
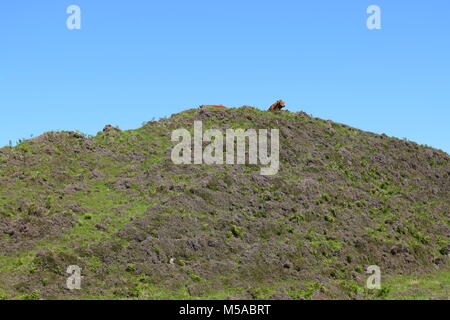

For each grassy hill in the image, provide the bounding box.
[0,107,448,300]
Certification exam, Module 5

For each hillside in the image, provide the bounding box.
[0,107,449,300]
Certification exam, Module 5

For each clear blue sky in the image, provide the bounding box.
[1,1,449,152]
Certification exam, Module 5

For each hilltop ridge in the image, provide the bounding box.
[0,107,448,299]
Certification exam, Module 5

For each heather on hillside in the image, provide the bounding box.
[0,107,448,300]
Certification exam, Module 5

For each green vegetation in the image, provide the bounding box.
[374,269,450,300]
[0,107,448,300]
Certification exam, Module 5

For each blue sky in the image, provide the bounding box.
[1,1,449,152]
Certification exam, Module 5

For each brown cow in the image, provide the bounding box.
[268,100,286,112]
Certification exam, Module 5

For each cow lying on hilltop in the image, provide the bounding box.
[268,100,286,112]
[198,100,289,112]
